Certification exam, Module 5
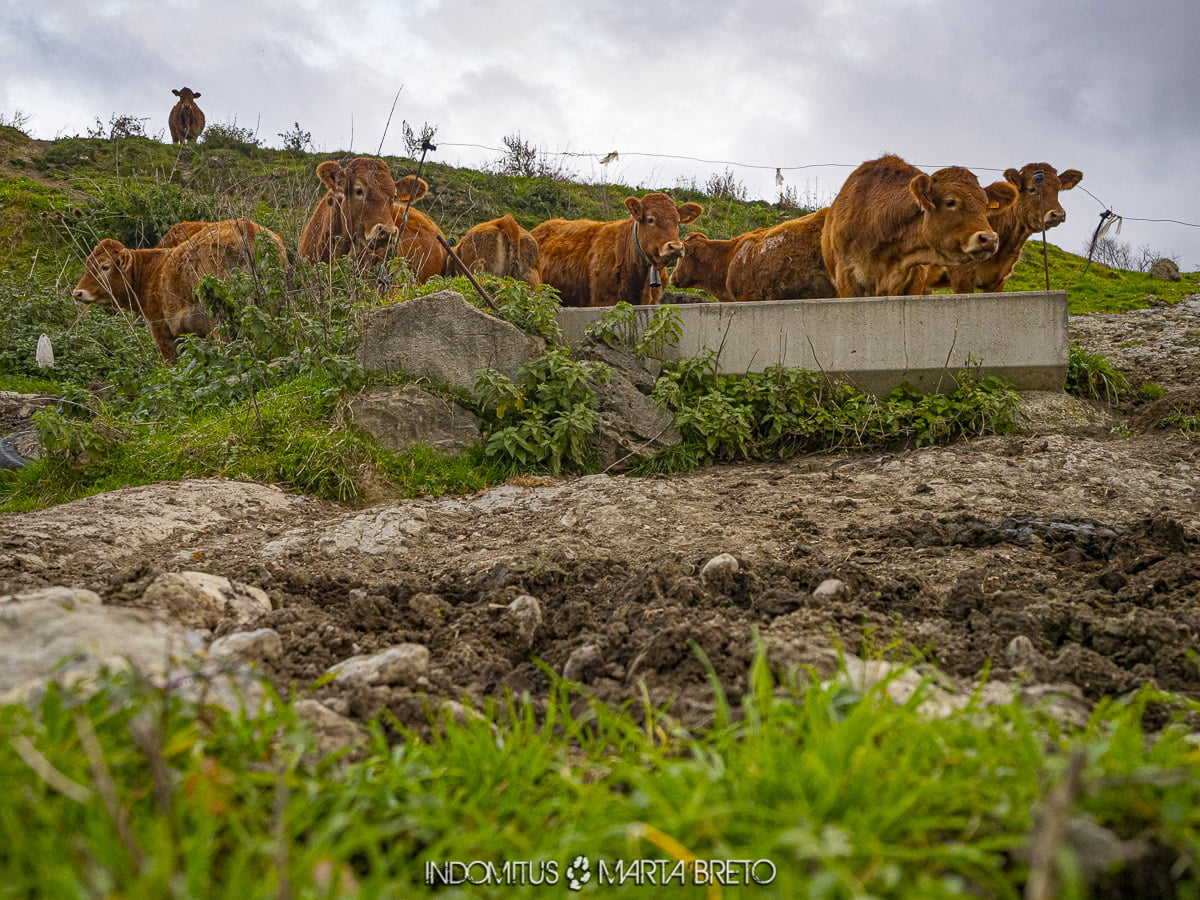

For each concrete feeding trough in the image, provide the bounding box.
[555,291,1068,395]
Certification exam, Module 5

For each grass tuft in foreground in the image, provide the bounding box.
[2,662,1198,897]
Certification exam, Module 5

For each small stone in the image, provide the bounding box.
[1006,635,1041,672]
[505,595,543,650]
[700,553,739,584]
[563,644,603,683]
[812,578,848,600]
[295,699,367,760]
[210,628,283,663]
[328,643,430,687]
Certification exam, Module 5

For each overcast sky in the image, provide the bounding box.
[3,0,1199,270]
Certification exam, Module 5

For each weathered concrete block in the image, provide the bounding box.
[557,292,1069,395]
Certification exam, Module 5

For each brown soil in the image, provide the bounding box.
[4,301,1200,730]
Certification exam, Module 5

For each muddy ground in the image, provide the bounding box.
[3,299,1200,730]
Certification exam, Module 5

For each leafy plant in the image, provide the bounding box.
[653,359,1020,464]
[199,121,260,154]
[276,121,312,154]
[583,301,682,359]
[473,349,609,475]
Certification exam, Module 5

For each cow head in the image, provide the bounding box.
[317,157,401,251]
[172,87,201,103]
[626,193,704,268]
[909,167,1018,263]
[73,238,139,312]
[1002,163,1083,232]
[669,233,713,290]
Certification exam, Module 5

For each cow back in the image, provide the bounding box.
[456,214,541,286]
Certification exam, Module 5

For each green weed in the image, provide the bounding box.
[1066,343,1128,405]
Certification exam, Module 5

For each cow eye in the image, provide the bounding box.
[945,198,957,209]
[646,216,655,225]
[100,262,111,272]
[354,186,365,197]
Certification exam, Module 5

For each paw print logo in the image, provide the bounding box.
[565,855,591,891]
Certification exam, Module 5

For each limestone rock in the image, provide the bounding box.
[328,643,430,687]
[357,290,545,391]
[1149,258,1181,282]
[141,571,272,628]
[210,628,284,663]
[347,384,481,456]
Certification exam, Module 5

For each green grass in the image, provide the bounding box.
[1005,240,1200,314]
[1,661,1197,897]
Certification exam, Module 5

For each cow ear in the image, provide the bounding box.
[193,92,201,99]
[985,180,1019,212]
[909,174,935,212]
[1004,168,1024,190]
[625,197,643,220]
[172,89,181,97]
[1059,169,1083,190]
[396,175,429,203]
[677,202,704,224]
[984,181,1012,209]
[316,160,342,191]
[116,247,134,271]
[684,232,708,244]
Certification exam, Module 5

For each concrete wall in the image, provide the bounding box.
[555,291,1068,395]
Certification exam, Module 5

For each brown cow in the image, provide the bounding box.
[168,88,205,144]
[928,163,1083,293]
[157,217,285,253]
[532,193,703,307]
[669,208,834,302]
[821,155,1018,297]
[454,214,541,286]
[388,175,451,283]
[298,157,401,265]
[72,219,286,363]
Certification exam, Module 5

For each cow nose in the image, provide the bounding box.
[1044,209,1066,227]
[73,289,86,302]
[662,241,684,259]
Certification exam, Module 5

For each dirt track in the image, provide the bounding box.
[3,300,1200,728]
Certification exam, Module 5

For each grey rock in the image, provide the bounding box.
[328,643,430,687]
[357,290,545,391]
[1,586,101,607]
[295,699,368,760]
[812,578,849,600]
[141,572,272,629]
[210,628,283,663]
[348,384,481,456]
[563,644,604,683]
[1149,258,1181,282]
[581,344,680,472]
[0,597,261,712]
[700,553,740,584]
[505,594,543,650]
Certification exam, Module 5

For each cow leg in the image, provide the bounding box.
[147,318,179,364]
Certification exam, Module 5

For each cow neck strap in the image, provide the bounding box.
[632,220,661,288]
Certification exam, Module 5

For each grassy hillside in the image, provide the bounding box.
[1,128,1196,512]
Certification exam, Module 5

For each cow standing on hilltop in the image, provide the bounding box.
[168,88,205,144]
[821,155,1018,297]
[927,163,1083,293]
[670,208,834,302]
[72,219,286,363]
[532,193,703,307]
